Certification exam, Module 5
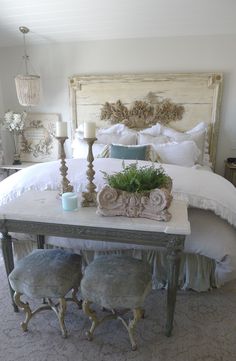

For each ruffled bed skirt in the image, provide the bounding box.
[10,235,216,292]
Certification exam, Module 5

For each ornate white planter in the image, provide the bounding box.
[97,184,173,221]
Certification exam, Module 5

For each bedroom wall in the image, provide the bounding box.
[0,69,5,166]
[0,34,236,173]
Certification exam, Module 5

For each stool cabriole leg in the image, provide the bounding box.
[58,298,68,338]
[118,307,143,351]
[129,308,143,351]
[82,300,100,340]
[83,301,143,351]
[14,292,32,331]
[14,293,56,332]
[14,294,69,338]
[82,300,119,340]
[47,297,68,338]
[65,286,82,309]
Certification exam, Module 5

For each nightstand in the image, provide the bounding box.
[224,161,236,186]
[0,162,36,178]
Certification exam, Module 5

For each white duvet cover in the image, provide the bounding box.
[0,158,235,290]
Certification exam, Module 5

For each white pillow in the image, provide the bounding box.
[139,123,162,136]
[97,123,127,134]
[161,122,208,165]
[75,123,137,143]
[76,123,125,133]
[161,126,181,139]
[96,132,137,145]
[72,124,138,158]
[186,121,208,134]
[96,124,137,145]
[186,122,212,168]
[72,138,106,159]
[153,140,201,167]
[138,133,170,146]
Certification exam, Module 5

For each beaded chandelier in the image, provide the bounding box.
[15,26,40,106]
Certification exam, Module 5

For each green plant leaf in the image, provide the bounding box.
[102,163,171,193]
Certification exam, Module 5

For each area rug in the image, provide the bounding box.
[0,255,235,361]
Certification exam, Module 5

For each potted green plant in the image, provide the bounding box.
[97,163,173,221]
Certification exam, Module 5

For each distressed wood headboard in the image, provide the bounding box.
[69,73,223,169]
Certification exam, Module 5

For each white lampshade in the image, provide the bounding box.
[15,74,40,106]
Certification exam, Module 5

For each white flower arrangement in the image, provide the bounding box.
[3,110,27,132]
[1,110,27,164]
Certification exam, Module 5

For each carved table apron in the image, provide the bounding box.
[0,190,190,337]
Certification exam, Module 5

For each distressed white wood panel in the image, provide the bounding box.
[77,81,213,105]
[69,73,223,169]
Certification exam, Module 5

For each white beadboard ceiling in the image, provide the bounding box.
[0,0,236,47]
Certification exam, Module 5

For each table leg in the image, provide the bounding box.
[165,235,185,337]
[6,170,10,177]
[36,234,47,304]
[1,232,18,312]
[37,234,45,249]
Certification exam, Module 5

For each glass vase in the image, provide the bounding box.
[12,131,21,165]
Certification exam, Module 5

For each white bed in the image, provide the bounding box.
[1,72,235,292]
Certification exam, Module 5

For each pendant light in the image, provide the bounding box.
[15,26,40,106]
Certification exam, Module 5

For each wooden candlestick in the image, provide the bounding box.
[56,136,73,195]
[81,137,97,207]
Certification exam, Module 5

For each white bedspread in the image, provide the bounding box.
[0,158,236,289]
[0,158,235,225]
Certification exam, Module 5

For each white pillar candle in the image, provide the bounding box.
[56,121,68,137]
[62,192,78,211]
[84,122,96,138]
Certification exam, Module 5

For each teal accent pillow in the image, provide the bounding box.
[110,144,147,160]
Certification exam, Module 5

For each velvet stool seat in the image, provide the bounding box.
[81,255,152,350]
[8,249,82,338]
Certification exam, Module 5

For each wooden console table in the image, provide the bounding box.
[0,190,190,337]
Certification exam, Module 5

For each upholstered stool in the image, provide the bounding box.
[8,249,82,338]
[81,255,152,350]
